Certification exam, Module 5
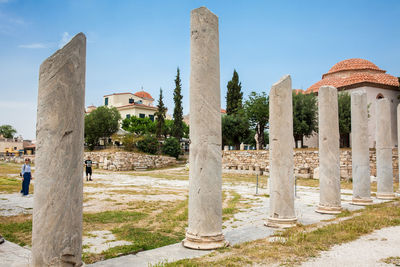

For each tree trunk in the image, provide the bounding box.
[257,124,265,149]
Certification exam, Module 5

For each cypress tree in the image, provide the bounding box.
[155,88,167,138]
[226,69,243,115]
[172,67,184,140]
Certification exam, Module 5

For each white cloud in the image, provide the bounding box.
[18,43,47,49]
[59,32,72,48]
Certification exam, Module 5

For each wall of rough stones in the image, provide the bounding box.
[222,149,399,180]
[84,151,177,171]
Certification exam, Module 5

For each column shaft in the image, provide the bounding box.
[32,33,86,266]
[376,98,395,199]
[351,90,372,205]
[183,7,226,250]
[316,86,342,214]
[266,75,297,228]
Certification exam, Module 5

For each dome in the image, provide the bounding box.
[134,91,154,100]
[306,58,399,94]
[327,58,382,74]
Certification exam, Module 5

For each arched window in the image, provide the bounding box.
[376,93,384,99]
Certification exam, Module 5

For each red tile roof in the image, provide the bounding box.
[134,91,154,100]
[306,58,399,94]
[293,89,305,95]
[221,109,227,114]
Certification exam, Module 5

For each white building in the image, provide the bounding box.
[304,58,400,148]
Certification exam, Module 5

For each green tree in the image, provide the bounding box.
[292,92,318,148]
[226,70,243,115]
[121,116,155,135]
[0,125,16,138]
[162,137,181,159]
[338,92,351,147]
[163,119,174,138]
[172,67,184,140]
[155,88,167,138]
[222,113,250,149]
[84,106,121,150]
[137,134,159,154]
[244,92,269,149]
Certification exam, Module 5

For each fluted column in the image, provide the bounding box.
[316,86,342,214]
[183,7,227,250]
[32,33,86,266]
[266,75,297,228]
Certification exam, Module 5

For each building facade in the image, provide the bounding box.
[87,90,158,121]
[304,58,399,148]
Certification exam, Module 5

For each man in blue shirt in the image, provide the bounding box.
[20,158,32,196]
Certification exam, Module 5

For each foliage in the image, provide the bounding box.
[121,116,155,135]
[136,134,159,154]
[244,92,269,148]
[292,92,318,148]
[155,88,167,138]
[84,106,121,150]
[172,68,184,140]
[0,125,17,138]
[222,113,250,149]
[122,134,144,152]
[163,119,174,138]
[338,92,351,134]
[226,69,243,115]
[162,137,181,159]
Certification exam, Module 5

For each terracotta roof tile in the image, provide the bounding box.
[134,91,154,100]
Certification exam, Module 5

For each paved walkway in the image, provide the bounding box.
[301,226,400,267]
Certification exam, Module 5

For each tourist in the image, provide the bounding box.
[20,158,32,197]
[84,156,93,181]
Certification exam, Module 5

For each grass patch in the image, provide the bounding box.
[381,256,400,265]
[0,176,22,193]
[0,214,32,246]
[83,210,147,224]
[166,200,400,266]
[0,162,22,175]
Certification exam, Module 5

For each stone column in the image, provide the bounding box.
[397,104,400,187]
[351,90,372,205]
[316,86,342,214]
[240,143,245,150]
[376,98,395,199]
[183,7,227,250]
[32,33,86,266]
[266,75,297,228]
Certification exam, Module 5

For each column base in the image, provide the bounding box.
[351,197,373,206]
[182,231,228,250]
[376,192,397,200]
[265,217,297,228]
[315,204,342,214]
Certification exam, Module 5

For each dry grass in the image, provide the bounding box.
[165,200,400,266]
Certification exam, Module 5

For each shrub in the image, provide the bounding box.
[162,137,181,159]
[122,134,144,152]
[137,134,159,155]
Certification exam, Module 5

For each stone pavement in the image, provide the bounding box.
[301,226,400,267]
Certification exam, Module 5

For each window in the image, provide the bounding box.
[105,97,109,106]
[149,115,154,122]
[139,113,145,118]
[126,114,131,119]
[376,93,384,99]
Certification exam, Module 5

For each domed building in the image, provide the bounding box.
[304,58,399,148]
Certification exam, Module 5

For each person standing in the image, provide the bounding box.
[84,157,93,181]
[20,158,32,196]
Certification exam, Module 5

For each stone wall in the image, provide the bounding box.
[84,151,177,171]
[222,149,399,180]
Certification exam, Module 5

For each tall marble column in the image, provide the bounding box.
[183,7,227,250]
[316,86,342,214]
[376,98,395,199]
[265,75,297,228]
[32,33,86,266]
[397,104,400,187]
[351,90,372,205]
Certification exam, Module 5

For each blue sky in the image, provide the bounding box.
[0,0,399,139]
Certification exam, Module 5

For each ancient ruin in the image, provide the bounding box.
[316,86,342,214]
[351,90,373,205]
[376,98,396,199]
[182,7,227,250]
[266,75,297,228]
[32,33,86,266]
